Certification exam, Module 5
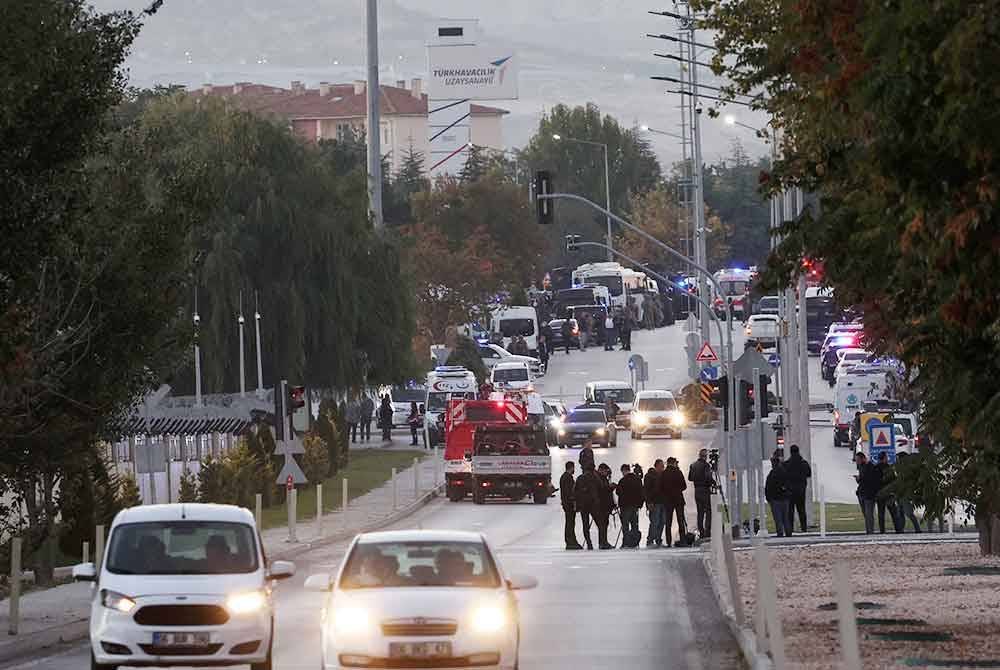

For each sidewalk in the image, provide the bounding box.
[0,450,443,665]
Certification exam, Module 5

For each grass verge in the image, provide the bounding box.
[736,502,912,533]
[260,450,427,530]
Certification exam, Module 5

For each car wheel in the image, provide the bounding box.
[91,652,118,670]
[473,490,485,505]
[533,491,548,504]
[833,434,841,448]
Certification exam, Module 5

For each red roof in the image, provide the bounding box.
[191,81,508,121]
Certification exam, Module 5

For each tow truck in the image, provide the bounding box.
[471,423,551,505]
[443,398,530,502]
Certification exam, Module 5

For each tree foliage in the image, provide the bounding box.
[701,141,771,269]
[301,434,331,485]
[694,0,1000,552]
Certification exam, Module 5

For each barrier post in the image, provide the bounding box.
[754,540,786,669]
[255,493,262,532]
[342,478,349,528]
[316,484,324,538]
[413,458,420,498]
[392,468,398,510]
[82,541,90,565]
[834,563,862,670]
[8,538,22,635]
[820,484,827,538]
[96,525,105,571]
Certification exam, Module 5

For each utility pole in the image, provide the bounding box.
[238,290,246,398]
[254,291,264,398]
[603,145,613,261]
[193,289,202,408]
[365,0,384,229]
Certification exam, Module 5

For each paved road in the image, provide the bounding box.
[11,325,744,670]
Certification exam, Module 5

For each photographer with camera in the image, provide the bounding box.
[688,448,714,540]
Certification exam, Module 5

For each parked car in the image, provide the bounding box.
[390,387,426,427]
[478,343,541,377]
[304,530,536,670]
[74,504,295,670]
[490,361,533,392]
[583,381,636,427]
[542,400,568,445]
[745,314,780,348]
[556,406,618,448]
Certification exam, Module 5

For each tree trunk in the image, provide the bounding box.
[976,511,1000,556]
[33,471,57,586]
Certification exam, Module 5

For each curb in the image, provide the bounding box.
[0,485,444,667]
[701,553,773,670]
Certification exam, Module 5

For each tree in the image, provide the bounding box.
[701,141,772,268]
[178,471,198,503]
[315,400,343,477]
[446,337,489,385]
[695,0,1000,553]
[460,144,490,183]
[301,434,331,485]
[57,451,122,559]
[384,142,430,226]
[118,474,142,508]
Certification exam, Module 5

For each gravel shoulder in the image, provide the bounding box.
[734,541,1000,669]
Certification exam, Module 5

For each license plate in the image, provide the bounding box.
[389,642,452,659]
[152,632,211,647]
[504,481,520,488]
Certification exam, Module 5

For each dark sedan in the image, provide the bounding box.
[546,318,580,350]
[555,407,618,448]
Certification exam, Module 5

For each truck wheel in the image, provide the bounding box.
[833,433,841,448]
[448,491,463,503]
[533,492,548,504]
[473,491,485,505]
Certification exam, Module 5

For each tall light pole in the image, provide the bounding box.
[237,291,246,398]
[365,0,384,229]
[253,291,264,398]
[640,124,684,140]
[552,134,613,261]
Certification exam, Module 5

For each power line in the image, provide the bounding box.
[651,75,754,100]
[646,32,717,51]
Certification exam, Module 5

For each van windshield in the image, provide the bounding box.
[340,541,500,590]
[637,398,677,412]
[498,319,535,337]
[106,521,258,575]
[427,391,475,413]
[593,388,635,404]
[493,367,529,383]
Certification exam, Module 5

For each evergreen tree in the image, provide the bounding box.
[118,473,142,508]
[460,144,489,183]
[178,470,198,503]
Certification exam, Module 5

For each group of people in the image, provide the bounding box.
[557,447,718,550]
[344,395,395,444]
[853,450,924,534]
[763,445,813,537]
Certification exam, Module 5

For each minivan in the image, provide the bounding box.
[584,381,636,427]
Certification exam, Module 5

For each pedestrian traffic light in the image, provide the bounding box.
[739,379,754,425]
[758,374,770,419]
[565,234,582,253]
[535,170,554,225]
[287,385,306,414]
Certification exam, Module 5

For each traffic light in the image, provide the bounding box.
[717,375,729,431]
[565,234,582,253]
[739,379,754,425]
[535,170,554,225]
[287,385,306,414]
[757,374,770,419]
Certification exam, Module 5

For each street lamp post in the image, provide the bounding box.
[553,134,613,261]
[640,124,684,141]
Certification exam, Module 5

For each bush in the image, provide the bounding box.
[118,473,142,508]
[197,456,226,504]
[447,335,488,384]
[301,434,331,485]
[316,400,342,477]
[178,470,198,503]
[197,443,275,510]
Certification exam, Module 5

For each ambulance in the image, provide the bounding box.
[424,366,478,447]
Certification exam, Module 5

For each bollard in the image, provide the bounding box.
[710,494,725,585]
[96,525,105,571]
[82,541,90,565]
[820,484,827,538]
[754,540,786,670]
[834,563,862,670]
[287,489,298,543]
[9,538,22,635]
[316,484,323,538]
[750,534,768,654]
[392,468,398,510]
[948,509,955,535]
[434,446,441,486]
[342,478,349,527]
[413,457,420,498]
[255,493,262,532]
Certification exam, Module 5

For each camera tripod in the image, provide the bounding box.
[708,451,731,527]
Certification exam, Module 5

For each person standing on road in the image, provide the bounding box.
[360,394,375,442]
[603,398,620,427]
[578,438,596,472]
[644,459,666,547]
[854,452,881,534]
[560,462,583,550]
[688,449,714,539]
[660,457,687,547]
[594,464,615,550]
[538,334,549,374]
[406,402,421,447]
[617,464,643,547]
[604,312,617,351]
[893,452,922,533]
[765,456,793,537]
[875,451,903,533]
[784,444,812,533]
[620,312,633,351]
[378,395,394,442]
[575,464,601,550]
[417,404,427,448]
[346,396,362,444]
[561,319,574,355]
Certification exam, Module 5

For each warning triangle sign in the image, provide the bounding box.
[875,430,891,446]
[696,342,719,363]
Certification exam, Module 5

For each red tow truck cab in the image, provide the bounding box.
[443,398,528,502]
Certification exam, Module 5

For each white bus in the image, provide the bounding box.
[572,262,628,310]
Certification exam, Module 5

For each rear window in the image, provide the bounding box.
[392,388,425,403]
[493,367,529,383]
[637,397,677,412]
[593,388,635,404]
[758,297,779,310]
[568,409,607,423]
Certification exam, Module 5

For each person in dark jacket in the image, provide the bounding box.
[378,395,393,442]
[561,319,574,355]
[854,452,881,534]
[346,397,362,443]
[660,457,688,547]
[360,395,375,442]
[578,439,595,471]
[406,402,421,446]
[765,457,793,537]
[617,464,643,546]
[644,460,666,547]
[784,445,812,532]
[875,451,902,533]
[688,449,714,539]
[575,464,601,550]
[893,452,922,533]
[594,464,616,549]
[559,462,582,550]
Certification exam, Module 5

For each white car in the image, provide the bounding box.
[74,504,295,670]
[478,344,541,376]
[630,390,685,439]
[306,530,537,670]
[834,348,870,380]
[745,314,780,348]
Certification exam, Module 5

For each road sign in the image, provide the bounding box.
[767,353,780,367]
[734,348,772,380]
[860,412,891,444]
[755,342,764,353]
[700,366,719,381]
[696,342,719,363]
[700,383,713,405]
[275,436,307,486]
[628,354,648,381]
[869,422,896,464]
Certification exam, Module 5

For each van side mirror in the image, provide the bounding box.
[268,560,296,581]
[507,574,538,591]
[72,563,97,582]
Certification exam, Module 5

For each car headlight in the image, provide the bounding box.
[670,411,686,426]
[470,605,507,634]
[101,589,137,614]
[558,428,566,436]
[594,427,606,436]
[332,607,371,635]
[633,412,649,427]
[226,590,267,615]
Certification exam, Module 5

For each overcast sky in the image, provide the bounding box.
[93,0,770,169]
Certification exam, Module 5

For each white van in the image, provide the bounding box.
[833,367,889,447]
[584,380,636,427]
[490,361,533,392]
[491,305,540,356]
[425,366,478,446]
[631,390,684,439]
[74,504,295,670]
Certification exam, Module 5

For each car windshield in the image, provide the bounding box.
[493,367,529,383]
[843,353,867,362]
[340,541,500,589]
[719,280,749,295]
[593,388,635,403]
[392,388,425,403]
[106,521,258,575]
[637,398,677,412]
[476,430,548,456]
[498,318,535,337]
[568,409,606,423]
